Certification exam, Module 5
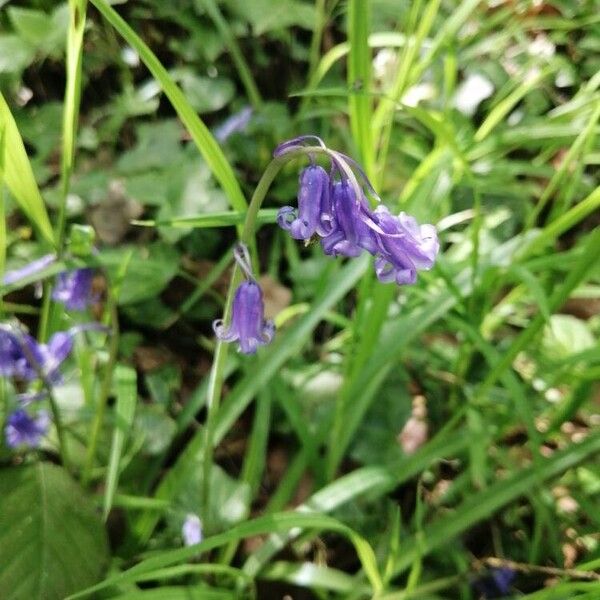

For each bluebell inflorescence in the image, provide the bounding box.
[213,244,275,355]
[275,136,439,285]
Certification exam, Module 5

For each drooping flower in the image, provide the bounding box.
[274,136,439,286]
[277,164,332,241]
[2,254,57,286]
[182,513,203,546]
[473,566,515,599]
[369,206,439,285]
[320,180,378,258]
[213,244,275,354]
[52,268,94,311]
[5,409,50,448]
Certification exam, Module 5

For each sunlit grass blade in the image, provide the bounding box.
[0,93,54,246]
[103,365,137,521]
[132,209,278,229]
[347,0,374,176]
[390,430,600,577]
[90,0,247,216]
[66,512,383,599]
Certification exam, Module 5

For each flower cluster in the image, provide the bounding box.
[1,322,103,448]
[213,244,274,355]
[276,136,439,285]
[2,254,99,449]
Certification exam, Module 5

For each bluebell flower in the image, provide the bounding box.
[369,206,439,285]
[0,325,78,383]
[321,180,378,258]
[213,244,275,354]
[214,106,253,142]
[277,164,332,241]
[274,135,439,286]
[5,409,50,448]
[182,513,203,546]
[52,268,94,311]
[2,254,56,286]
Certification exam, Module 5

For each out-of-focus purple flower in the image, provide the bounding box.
[277,165,332,241]
[0,328,25,378]
[0,325,76,383]
[473,566,515,598]
[213,244,275,354]
[214,106,253,142]
[52,268,94,311]
[321,181,377,258]
[2,254,56,286]
[369,206,439,285]
[182,513,203,546]
[5,409,50,448]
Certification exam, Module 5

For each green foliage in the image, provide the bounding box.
[1,0,600,598]
[0,463,109,600]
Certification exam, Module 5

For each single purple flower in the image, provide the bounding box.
[0,325,75,383]
[277,165,332,241]
[5,409,50,448]
[2,254,56,286]
[369,206,439,285]
[321,180,377,258]
[213,244,275,355]
[52,268,94,311]
[182,513,203,546]
[214,106,253,142]
[0,328,25,378]
[473,567,515,598]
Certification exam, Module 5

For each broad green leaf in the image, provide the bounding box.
[90,0,247,217]
[98,243,179,306]
[0,93,54,245]
[226,0,316,35]
[0,463,109,600]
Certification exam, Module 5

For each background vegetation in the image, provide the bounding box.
[1,0,599,598]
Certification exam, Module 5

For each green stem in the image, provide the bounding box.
[307,0,327,82]
[38,0,87,344]
[201,0,262,108]
[201,155,291,524]
[83,296,120,485]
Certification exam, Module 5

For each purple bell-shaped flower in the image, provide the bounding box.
[213,244,275,355]
[370,206,439,285]
[5,408,50,448]
[277,164,332,241]
[321,180,377,258]
[52,268,94,311]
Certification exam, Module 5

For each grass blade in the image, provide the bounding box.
[90,0,247,216]
[103,365,138,521]
[0,93,54,246]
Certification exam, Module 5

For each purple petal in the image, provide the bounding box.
[5,409,50,448]
[214,106,253,142]
[52,268,94,311]
[3,254,57,286]
[213,279,274,354]
[182,513,203,546]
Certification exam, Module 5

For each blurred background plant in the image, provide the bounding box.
[0,0,599,598]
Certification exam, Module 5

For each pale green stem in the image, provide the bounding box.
[82,296,120,485]
[201,153,301,523]
[38,0,87,343]
[200,0,262,108]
